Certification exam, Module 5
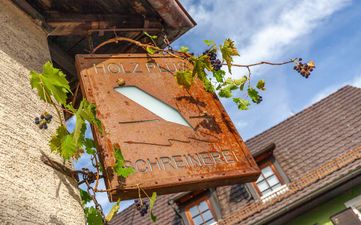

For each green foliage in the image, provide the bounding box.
[219,84,237,98]
[149,192,157,222]
[191,55,212,80]
[179,46,189,53]
[60,135,78,160]
[203,78,215,92]
[234,76,248,89]
[146,46,156,55]
[30,61,71,105]
[31,63,102,161]
[204,40,215,46]
[106,200,121,222]
[114,146,135,178]
[49,125,69,154]
[84,138,96,155]
[213,70,226,83]
[256,79,266,90]
[84,207,103,225]
[190,55,214,92]
[80,189,92,206]
[48,101,101,160]
[175,70,193,89]
[248,87,262,104]
[233,98,250,110]
[144,32,158,40]
[220,39,239,73]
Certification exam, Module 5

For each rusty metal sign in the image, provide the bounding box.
[75,54,260,201]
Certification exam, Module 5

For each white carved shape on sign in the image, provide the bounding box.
[115,86,191,127]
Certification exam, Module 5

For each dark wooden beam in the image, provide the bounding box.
[11,0,50,31]
[45,12,162,36]
[48,39,76,80]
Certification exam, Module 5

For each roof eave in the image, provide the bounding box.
[147,0,196,42]
[256,166,361,225]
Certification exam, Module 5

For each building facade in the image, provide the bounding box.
[112,85,361,225]
[0,1,194,224]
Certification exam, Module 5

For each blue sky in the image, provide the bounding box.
[70,0,361,215]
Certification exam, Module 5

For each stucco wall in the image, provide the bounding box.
[0,2,85,225]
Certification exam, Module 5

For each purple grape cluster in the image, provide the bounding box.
[293,58,315,78]
[34,112,53,129]
[203,50,222,71]
[135,199,149,217]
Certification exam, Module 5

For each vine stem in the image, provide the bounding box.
[227,60,295,68]
[91,36,191,59]
[92,155,101,192]
[40,80,65,127]
[137,184,143,205]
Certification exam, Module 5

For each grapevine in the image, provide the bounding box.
[29,34,315,225]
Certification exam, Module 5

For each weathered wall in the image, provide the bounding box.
[0,1,85,225]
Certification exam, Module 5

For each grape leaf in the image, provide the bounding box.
[203,78,215,93]
[175,70,193,89]
[204,40,215,46]
[234,76,248,87]
[256,80,266,90]
[73,115,85,147]
[61,135,77,160]
[84,138,96,155]
[114,145,135,178]
[84,207,103,225]
[49,125,69,154]
[224,77,233,85]
[191,55,212,81]
[213,70,225,83]
[219,84,237,98]
[233,98,250,110]
[30,71,52,103]
[220,39,239,74]
[80,189,92,206]
[248,87,262,104]
[77,99,103,134]
[30,61,71,105]
[179,46,189,53]
[238,76,248,91]
[149,192,157,222]
[106,200,121,222]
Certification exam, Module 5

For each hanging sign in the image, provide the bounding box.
[76,54,260,201]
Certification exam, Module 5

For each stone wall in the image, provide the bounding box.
[0,1,85,225]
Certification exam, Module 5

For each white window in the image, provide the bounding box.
[255,164,282,196]
[185,197,216,225]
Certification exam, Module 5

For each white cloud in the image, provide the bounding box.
[178,0,351,139]
[181,0,350,76]
[236,0,351,64]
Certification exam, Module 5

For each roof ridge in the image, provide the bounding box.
[246,85,360,144]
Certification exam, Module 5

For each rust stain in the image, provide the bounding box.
[76,54,260,201]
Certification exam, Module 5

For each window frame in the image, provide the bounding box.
[252,160,284,196]
[184,195,217,225]
[344,194,361,221]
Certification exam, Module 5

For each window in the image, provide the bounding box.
[344,194,361,221]
[185,196,216,225]
[254,161,284,196]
